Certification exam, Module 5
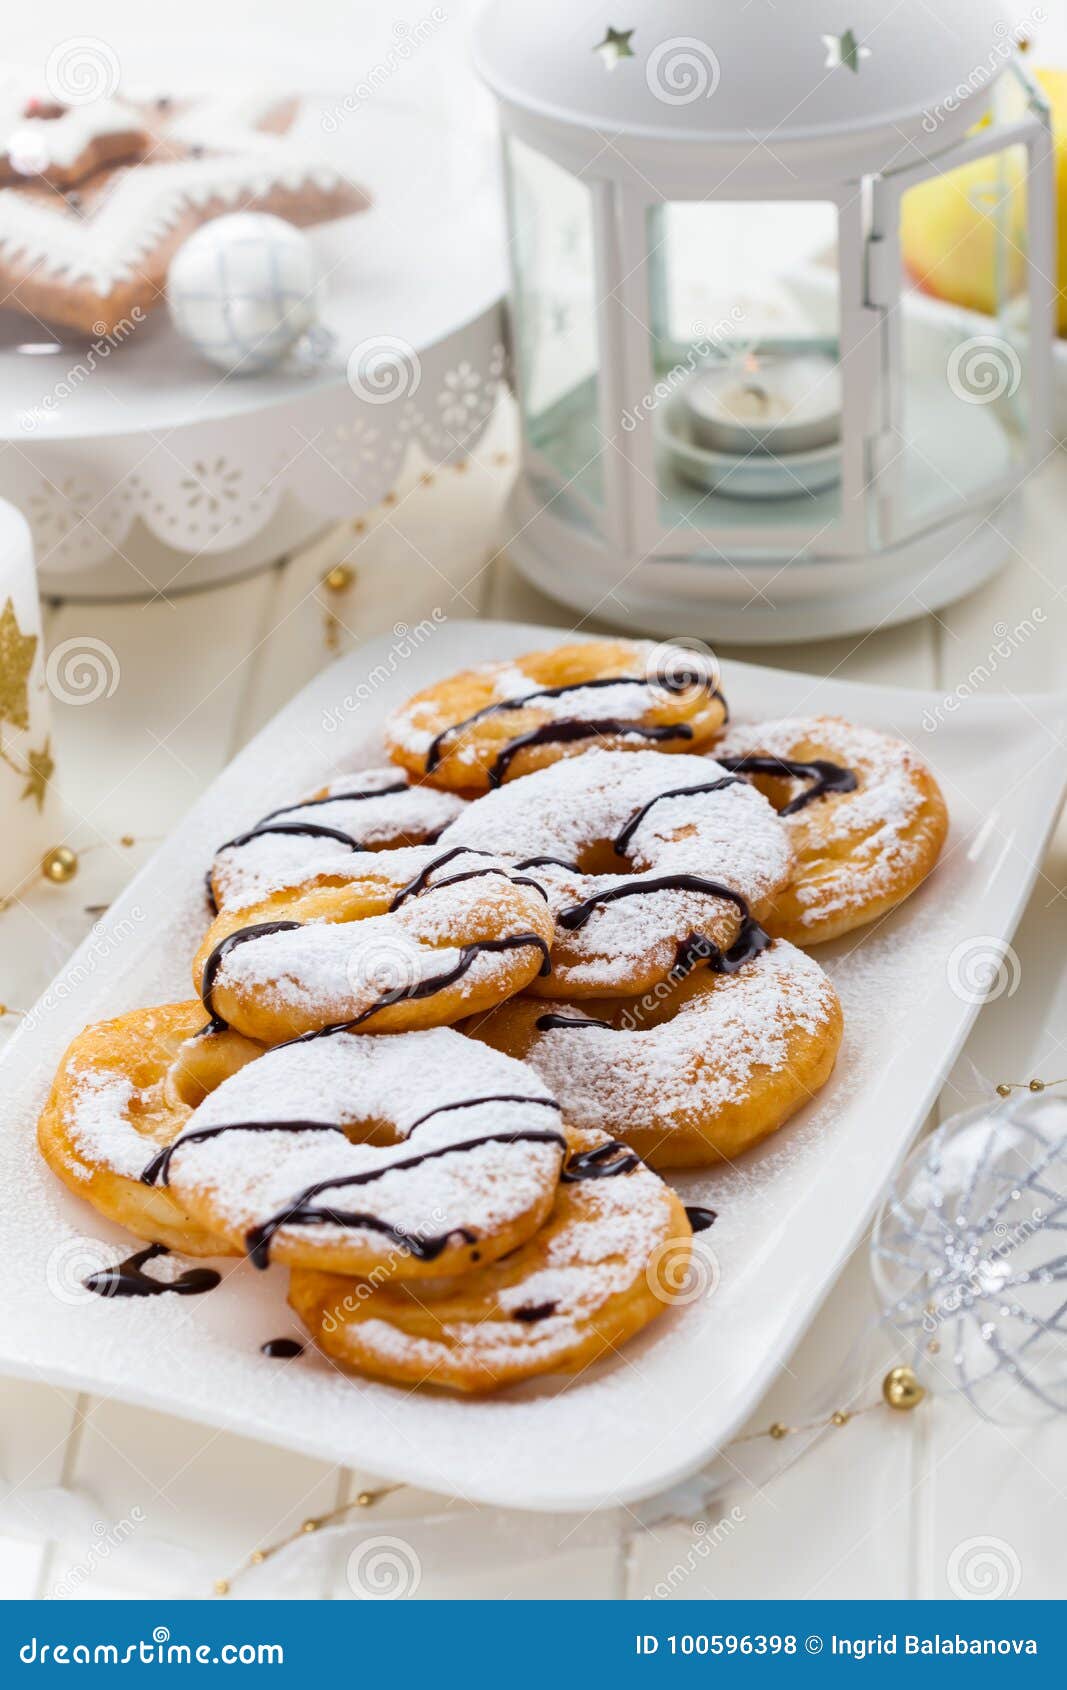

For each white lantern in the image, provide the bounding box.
[474,0,1055,641]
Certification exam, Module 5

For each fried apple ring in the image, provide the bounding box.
[386,638,727,792]
[151,1027,566,1279]
[437,748,794,998]
[468,942,842,1170]
[711,716,948,946]
[191,849,555,1044]
[37,1001,262,1254]
[289,1128,691,1393]
[208,766,468,917]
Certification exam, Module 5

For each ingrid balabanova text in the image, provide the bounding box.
[832,1635,1038,1658]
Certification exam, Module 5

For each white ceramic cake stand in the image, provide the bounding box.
[0,95,507,599]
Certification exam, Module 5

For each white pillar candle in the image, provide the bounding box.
[685,350,842,456]
[0,501,55,901]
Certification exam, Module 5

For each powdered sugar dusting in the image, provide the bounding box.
[168,1029,563,1258]
[350,1154,678,1373]
[715,716,938,928]
[211,770,466,913]
[66,1069,151,1182]
[522,944,838,1137]
[439,750,793,988]
[216,866,548,1022]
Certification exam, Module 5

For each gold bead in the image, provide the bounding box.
[352,518,368,535]
[831,1410,850,1427]
[453,459,469,474]
[0,1006,6,1018]
[1029,1078,1044,1092]
[324,564,354,593]
[119,833,135,848]
[768,1421,789,1440]
[927,1338,941,1354]
[249,1550,265,1565]
[214,1578,230,1596]
[996,1083,1012,1098]
[356,1491,374,1507]
[301,1518,319,1534]
[882,1365,925,1412]
[42,845,78,883]
[382,490,398,507]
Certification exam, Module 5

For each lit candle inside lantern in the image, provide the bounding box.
[684,349,842,456]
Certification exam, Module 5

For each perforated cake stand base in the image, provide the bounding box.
[0,96,507,600]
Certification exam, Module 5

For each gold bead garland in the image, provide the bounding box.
[213,1484,404,1595]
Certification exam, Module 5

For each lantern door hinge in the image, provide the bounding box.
[865,235,894,310]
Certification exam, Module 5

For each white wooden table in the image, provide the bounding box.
[2,400,1066,1602]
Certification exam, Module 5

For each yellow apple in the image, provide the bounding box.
[900,68,1066,334]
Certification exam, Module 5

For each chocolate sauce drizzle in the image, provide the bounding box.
[255,784,409,826]
[82,1242,221,1299]
[557,874,748,932]
[199,919,302,1033]
[715,754,857,816]
[613,777,742,855]
[534,1012,613,1032]
[561,1140,640,1182]
[143,1095,562,1189]
[685,1205,717,1233]
[244,1127,568,1268]
[488,720,692,788]
[142,1120,346,1188]
[424,673,723,777]
[261,1337,305,1358]
[283,930,553,1044]
[388,845,546,910]
[514,855,582,875]
[205,783,414,913]
[198,918,551,1042]
[673,916,772,979]
[513,1301,558,1324]
[216,820,360,855]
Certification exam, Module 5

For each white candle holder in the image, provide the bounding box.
[0,501,55,900]
[475,0,1055,642]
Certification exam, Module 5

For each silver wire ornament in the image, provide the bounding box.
[871,1092,1067,1423]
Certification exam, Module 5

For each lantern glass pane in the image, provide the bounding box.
[890,141,1030,539]
[506,135,603,512]
[644,202,843,535]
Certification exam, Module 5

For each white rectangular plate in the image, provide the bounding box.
[2,621,1065,1513]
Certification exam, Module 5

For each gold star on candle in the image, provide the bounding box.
[594,26,636,70]
[0,597,38,732]
[21,738,54,809]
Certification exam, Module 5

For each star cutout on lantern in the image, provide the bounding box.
[0,596,37,733]
[20,738,54,810]
[594,26,636,70]
[822,29,871,73]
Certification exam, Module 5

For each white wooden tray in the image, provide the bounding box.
[1,620,1064,1512]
